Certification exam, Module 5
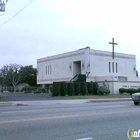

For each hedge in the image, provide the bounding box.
[138,88,140,92]
[77,75,86,82]
[74,82,80,96]
[119,88,128,94]
[67,82,74,96]
[60,82,67,96]
[34,91,41,94]
[80,82,87,95]
[22,86,32,93]
[52,82,61,96]
[98,87,110,95]
[119,88,138,95]
[127,88,138,95]
[93,82,98,95]
[87,82,93,94]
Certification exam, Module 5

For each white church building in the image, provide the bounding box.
[37,45,140,94]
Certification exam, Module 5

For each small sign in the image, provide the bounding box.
[0,3,6,12]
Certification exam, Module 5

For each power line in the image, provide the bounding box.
[0,0,33,27]
[0,13,6,16]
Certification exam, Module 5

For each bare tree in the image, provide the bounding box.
[0,64,23,91]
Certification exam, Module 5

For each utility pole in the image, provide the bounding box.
[0,0,8,99]
[0,0,8,12]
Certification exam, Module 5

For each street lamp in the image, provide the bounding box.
[0,0,8,12]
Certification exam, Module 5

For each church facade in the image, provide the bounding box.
[37,47,140,94]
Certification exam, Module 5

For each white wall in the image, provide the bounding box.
[37,49,87,84]
[95,76,140,94]
[37,47,137,85]
[89,49,136,77]
[114,82,140,94]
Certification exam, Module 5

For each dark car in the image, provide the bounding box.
[131,93,140,105]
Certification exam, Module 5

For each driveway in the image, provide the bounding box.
[0,92,64,101]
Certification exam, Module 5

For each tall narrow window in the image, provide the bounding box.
[109,62,111,72]
[116,63,118,73]
[46,66,47,75]
[112,62,114,73]
[48,66,49,75]
[50,65,51,75]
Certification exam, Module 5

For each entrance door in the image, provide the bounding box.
[73,61,81,77]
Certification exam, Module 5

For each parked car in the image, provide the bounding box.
[131,93,140,105]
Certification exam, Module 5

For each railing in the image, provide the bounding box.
[70,74,79,82]
[86,72,90,78]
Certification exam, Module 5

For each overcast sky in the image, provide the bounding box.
[1,0,140,72]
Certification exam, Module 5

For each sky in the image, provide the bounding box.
[0,0,140,72]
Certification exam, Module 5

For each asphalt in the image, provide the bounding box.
[0,91,132,106]
[0,98,132,106]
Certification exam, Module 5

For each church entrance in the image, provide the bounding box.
[73,61,81,77]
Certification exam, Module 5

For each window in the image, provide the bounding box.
[112,62,114,73]
[48,66,49,75]
[50,65,51,75]
[116,63,118,73]
[46,65,52,75]
[46,66,47,75]
[109,62,111,72]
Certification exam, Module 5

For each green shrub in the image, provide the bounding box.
[77,74,86,82]
[87,82,93,94]
[24,91,32,93]
[67,82,74,96]
[128,88,138,95]
[98,87,110,95]
[22,86,32,93]
[80,82,87,95]
[32,87,42,94]
[34,87,46,93]
[60,82,67,96]
[32,87,37,92]
[34,90,41,94]
[138,88,140,92]
[41,88,46,93]
[7,87,14,92]
[93,82,98,95]
[52,82,61,96]
[119,88,128,94]
[74,82,80,96]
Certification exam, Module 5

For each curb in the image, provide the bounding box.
[0,102,13,105]
[90,99,132,103]
[0,98,132,106]
[0,102,27,106]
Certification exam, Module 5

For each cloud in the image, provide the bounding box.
[51,0,140,43]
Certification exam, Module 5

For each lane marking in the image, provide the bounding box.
[0,109,140,124]
[0,104,128,114]
[0,105,127,114]
[76,137,93,140]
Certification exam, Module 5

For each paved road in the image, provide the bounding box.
[1,92,64,101]
[0,101,139,140]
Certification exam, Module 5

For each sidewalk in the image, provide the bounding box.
[0,98,132,106]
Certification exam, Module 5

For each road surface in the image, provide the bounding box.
[0,101,139,140]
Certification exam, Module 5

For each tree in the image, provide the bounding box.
[0,64,23,91]
[19,65,37,86]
